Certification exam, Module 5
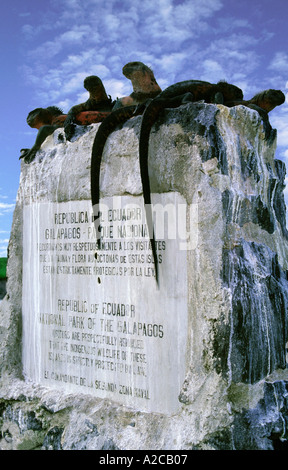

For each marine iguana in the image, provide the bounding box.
[64,75,114,141]
[20,105,112,163]
[90,80,284,286]
[137,85,284,284]
[136,80,243,284]
[224,88,285,140]
[112,61,162,110]
[226,88,285,113]
[20,76,113,163]
[20,106,65,163]
[90,78,243,285]
[91,62,164,284]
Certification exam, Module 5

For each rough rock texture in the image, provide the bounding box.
[1,103,288,450]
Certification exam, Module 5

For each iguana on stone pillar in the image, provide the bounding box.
[137,79,244,284]
[20,106,66,163]
[20,104,112,164]
[64,75,114,141]
[225,88,285,113]
[224,89,285,140]
[112,61,162,110]
[137,85,285,283]
[91,61,163,284]
[91,78,244,285]
[20,76,113,163]
[90,78,241,284]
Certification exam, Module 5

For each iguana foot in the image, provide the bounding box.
[64,122,76,141]
[19,149,30,159]
[19,148,37,163]
[179,92,194,104]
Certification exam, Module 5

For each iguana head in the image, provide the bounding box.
[83,76,109,101]
[26,108,53,128]
[26,106,63,128]
[122,61,161,95]
[250,89,285,112]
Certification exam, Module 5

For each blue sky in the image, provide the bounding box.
[0,0,288,257]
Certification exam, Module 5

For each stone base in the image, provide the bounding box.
[1,103,288,450]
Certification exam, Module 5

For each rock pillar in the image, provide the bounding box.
[0,103,288,450]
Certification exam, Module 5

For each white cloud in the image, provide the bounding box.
[156,53,187,72]
[18,0,287,127]
[103,14,121,32]
[216,17,252,32]
[61,50,98,71]
[270,108,288,149]
[59,25,92,43]
[102,79,130,100]
[22,24,34,36]
[0,202,15,213]
[57,99,73,112]
[202,59,226,81]
[269,52,288,73]
[19,12,31,18]
[61,73,89,94]
[29,41,63,61]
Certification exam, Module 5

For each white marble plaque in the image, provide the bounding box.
[22,194,192,414]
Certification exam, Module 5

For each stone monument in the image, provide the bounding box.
[0,101,288,450]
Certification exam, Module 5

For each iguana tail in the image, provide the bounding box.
[91,106,137,246]
[139,99,165,286]
[139,94,194,287]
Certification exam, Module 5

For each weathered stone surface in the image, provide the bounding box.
[1,103,288,450]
